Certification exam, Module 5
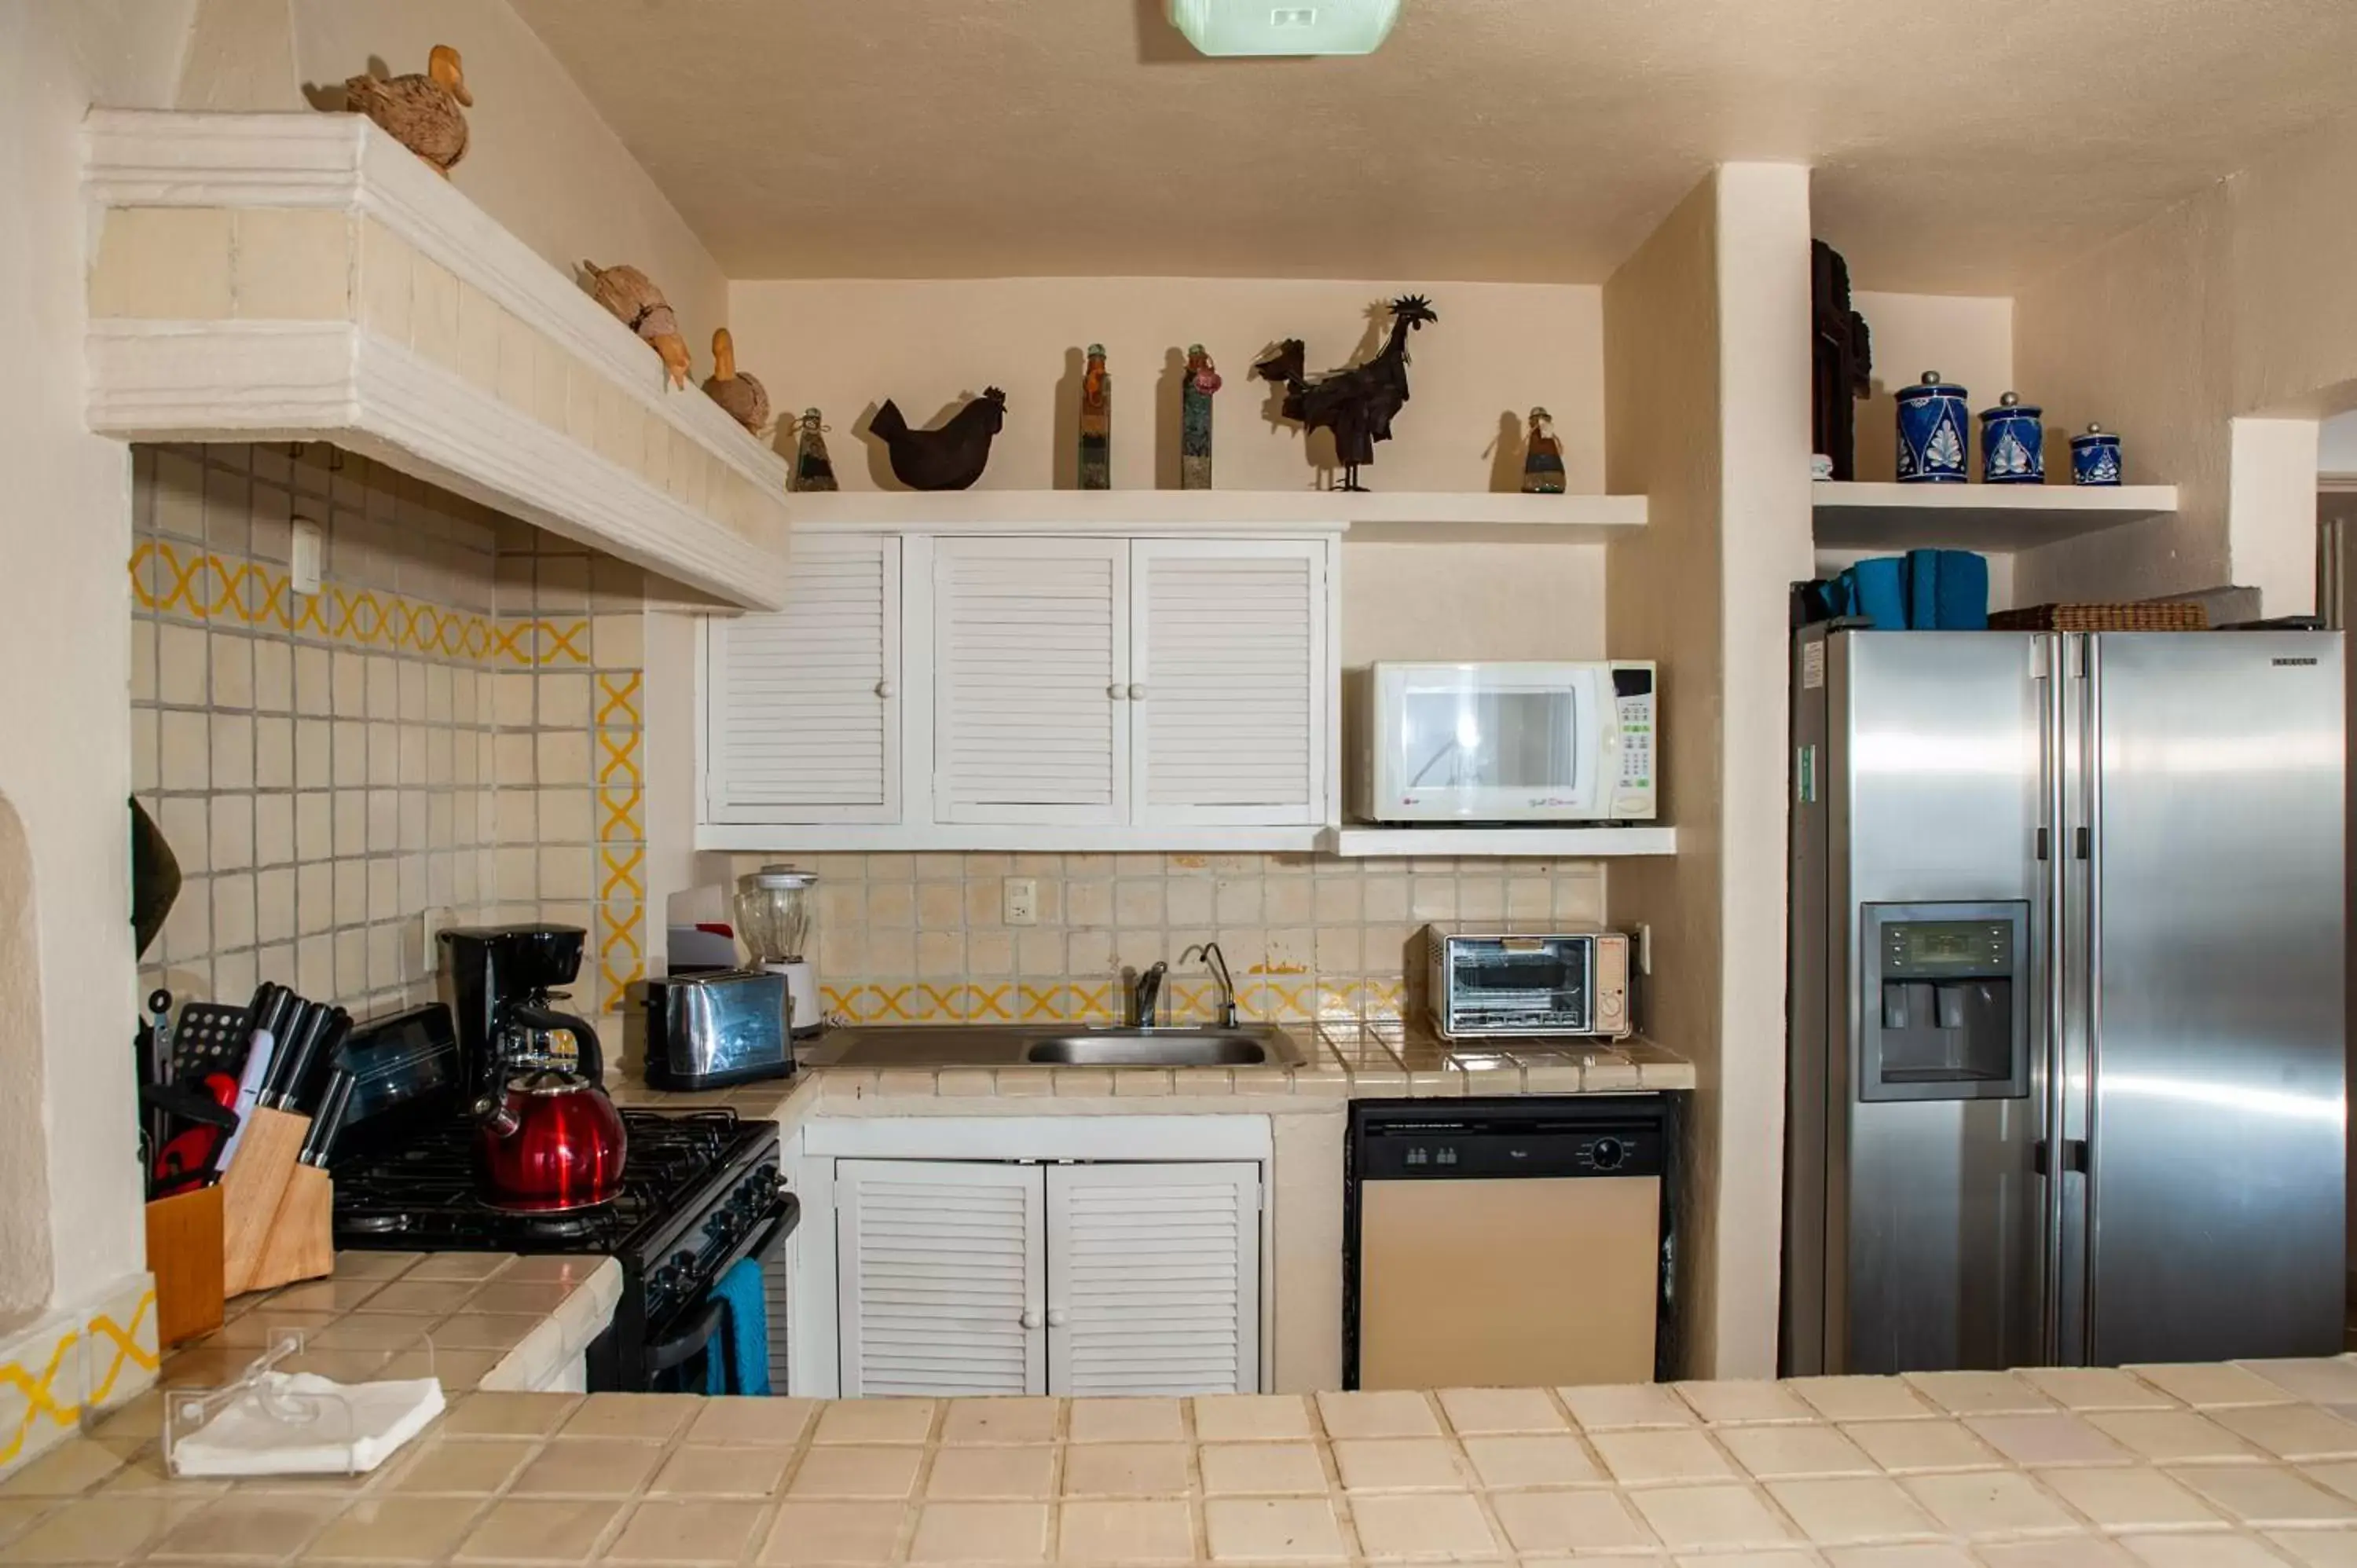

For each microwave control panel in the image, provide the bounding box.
[1611,665,1655,815]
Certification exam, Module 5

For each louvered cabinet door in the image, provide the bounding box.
[1131,539,1327,826]
[933,537,1130,823]
[706,537,901,822]
[1044,1161,1262,1396]
[835,1159,1046,1398]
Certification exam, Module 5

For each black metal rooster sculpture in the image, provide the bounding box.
[868,387,1008,491]
[1254,295,1438,491]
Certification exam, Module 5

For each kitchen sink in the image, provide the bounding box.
[801,1022,1306,1070]
[1023,1031,1273,1066]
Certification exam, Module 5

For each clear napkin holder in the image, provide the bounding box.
[163,1328,443,1477]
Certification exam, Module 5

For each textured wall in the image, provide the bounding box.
[129,443,651,1033]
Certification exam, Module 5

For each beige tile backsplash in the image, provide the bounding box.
[130,441,647,1025]
[730,852,1607,1024]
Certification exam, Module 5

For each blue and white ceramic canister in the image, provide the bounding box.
[2070,422,2123,486]
[1979,391,2044,483]
[1896,371,1970,483]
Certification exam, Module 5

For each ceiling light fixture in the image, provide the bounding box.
[1167,0,1402,57]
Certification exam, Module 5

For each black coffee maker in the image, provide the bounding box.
[439,924,607,1100]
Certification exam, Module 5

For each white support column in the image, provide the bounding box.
[2228,416,2323,617]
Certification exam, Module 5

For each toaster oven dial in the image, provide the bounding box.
[1587,1137,1626,1172]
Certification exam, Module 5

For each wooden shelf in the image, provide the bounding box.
[788,489,1647,544]
[1315,826,1677,859]
[1813,482,2177,551]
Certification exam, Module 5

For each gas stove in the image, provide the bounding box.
[332,1108,793,1391]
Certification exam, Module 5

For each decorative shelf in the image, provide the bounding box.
[1813,482,2178,551]
[789,489,1647,544]
[81,111,792,610]
[1314,826,1677,859]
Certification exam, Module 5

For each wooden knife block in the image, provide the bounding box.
[145,1184,225,1346]
[218,1106,331,1295]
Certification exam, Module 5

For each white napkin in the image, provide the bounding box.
[170,1372,445,1476]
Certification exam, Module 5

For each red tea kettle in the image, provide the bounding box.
[473,1002,627,1212]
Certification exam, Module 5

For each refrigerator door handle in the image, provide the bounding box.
[2038,632,2072,1363]
[2078,635,2105,1351]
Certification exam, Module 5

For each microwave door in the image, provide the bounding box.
[1394,675,1596,819]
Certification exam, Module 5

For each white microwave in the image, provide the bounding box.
[1355,661,1656,822]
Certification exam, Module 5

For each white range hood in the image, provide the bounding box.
[81,110,791,611]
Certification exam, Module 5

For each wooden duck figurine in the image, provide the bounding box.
[701,328,771,435]
[345,45,471,176]
[581,260,691,388]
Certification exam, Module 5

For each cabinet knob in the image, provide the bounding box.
[1047,1307,1069,1328]
[1127,683,1146,701]
[875,680,894,698]
[1108,683,1124,701]
[1021,1309,1041,1330]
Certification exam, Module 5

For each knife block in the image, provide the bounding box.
[217,1105,310,1296]
[145,1184,225,1346]
[247,1163,334,1294]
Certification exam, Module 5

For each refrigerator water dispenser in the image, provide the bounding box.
[1861,903,2029,1100]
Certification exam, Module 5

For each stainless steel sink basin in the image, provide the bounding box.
[801,1022,1305,1070]
[1023,1031,1272,1065]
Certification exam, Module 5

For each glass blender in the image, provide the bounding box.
[735,865,819,1037]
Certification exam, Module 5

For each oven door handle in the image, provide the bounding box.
[710,1197,797,1279]
[644,1300,724,1375]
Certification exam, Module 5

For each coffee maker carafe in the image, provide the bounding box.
[439,924,626,1212]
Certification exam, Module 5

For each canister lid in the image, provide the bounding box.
[1981,390,2041,418]
[1903,371,1967,397]
[2072,422,2113,440]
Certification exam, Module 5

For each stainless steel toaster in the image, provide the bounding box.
[642,969,794,1091]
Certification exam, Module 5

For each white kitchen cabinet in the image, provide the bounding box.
[835,1158,1045,1398]
[703,536,901,823]
[1131,539,1326,826]
[932,537,1131,825]
[833,1156,1261,1398]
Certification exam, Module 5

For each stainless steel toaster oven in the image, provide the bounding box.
[1425,926,1633,1040]
[641,969,794,1091]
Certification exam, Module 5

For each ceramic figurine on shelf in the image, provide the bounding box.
[343,45,471,176]
[1179,345,1221,490]
[1979,391,2044,484]
[1520,407,1566,493]
[701,328,771,435]
[790,409,838,493]
[1896,371,1970,483]
[868,388,1007,491]
[2071,423,2124,486]
[1077,344,1112,490]
[580,261,691,388]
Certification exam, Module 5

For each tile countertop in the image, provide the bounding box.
[613,1021,1692,1119]
[13,1361,2357,1563]
[156,1251,623,1401]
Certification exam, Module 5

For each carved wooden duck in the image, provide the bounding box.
[702,328,771,435]
[345,45,471,176]
[581,260,691,388]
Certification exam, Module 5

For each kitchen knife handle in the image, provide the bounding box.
[299,1070,356,1167]
[264,1002,330,1111]
[292,1013,354,1116]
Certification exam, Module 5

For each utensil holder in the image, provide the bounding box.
[145,1184,225,1346]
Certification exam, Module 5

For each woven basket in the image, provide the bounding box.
[1989,602,2209,632]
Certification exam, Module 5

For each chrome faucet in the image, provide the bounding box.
[1181,942,1238,1028]
[1128,961,1168,1028]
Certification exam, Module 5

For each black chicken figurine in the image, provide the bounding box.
[1255,295,1438,491]
[868,388,1008,491]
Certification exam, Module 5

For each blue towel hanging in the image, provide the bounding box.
[1904,550,1942,630]
[706,1255,772,1397]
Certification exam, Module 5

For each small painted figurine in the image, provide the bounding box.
[1078,343,1112,490]
[1180,344,1221,490]
[1521,407,1565,493]
[790,409,838,493]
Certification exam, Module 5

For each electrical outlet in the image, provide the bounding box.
[291,517,323,595]
[1637,922,1653,976]
[1003,877,1039,925]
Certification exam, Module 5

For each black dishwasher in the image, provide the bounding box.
[1344,1095,1677,1388]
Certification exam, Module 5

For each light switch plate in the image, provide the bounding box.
[290,516,323,595]
[1003,878,1038,925]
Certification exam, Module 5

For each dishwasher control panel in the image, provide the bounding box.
[1357,1113,1666,1180]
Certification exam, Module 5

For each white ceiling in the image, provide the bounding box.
[512,0,2357,291]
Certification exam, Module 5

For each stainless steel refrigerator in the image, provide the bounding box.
[1783,625,2346,1376]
